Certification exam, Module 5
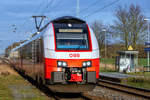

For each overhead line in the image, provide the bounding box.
[34,0,47,15]
[79,0,100,14]
[84,0,120,18]
[41,0,53,15]
[42,0,63,18]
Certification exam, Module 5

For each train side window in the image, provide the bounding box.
[22,44,32,64]
[20,38,43,65]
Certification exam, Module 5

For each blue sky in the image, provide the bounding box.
[0,0,150,54]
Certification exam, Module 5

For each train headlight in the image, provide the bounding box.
[58,61,62,66]
[82,61,92,67]
[87,61,91,67]
[57,61,67,67]
[82,62,87,67]
[62,62,67,67]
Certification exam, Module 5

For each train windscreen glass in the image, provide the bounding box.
[54,26,90,50]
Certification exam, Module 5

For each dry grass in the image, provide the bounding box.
[100,63,117,72]
[100,63,116,70]
[0,64,17,76]
[100,63,115,69]
[12,63,45,82]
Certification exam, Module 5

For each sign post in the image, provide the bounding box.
[144,42,150,72]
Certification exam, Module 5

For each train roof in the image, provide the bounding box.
[51,16,86,24]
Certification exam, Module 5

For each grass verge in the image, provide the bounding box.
[122,72,150,89]
[0,66,48,100]
[101,58,115,64]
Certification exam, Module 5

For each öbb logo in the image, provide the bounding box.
[69,53,80,57]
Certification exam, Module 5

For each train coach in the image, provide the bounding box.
[9,16,100,92]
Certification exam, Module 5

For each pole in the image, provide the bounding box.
[102,29,106,69]
[105,30,107,69]
[103,29,107,69]
[76,0,79,17]
[148,20,149,71]
[144,18,150,72]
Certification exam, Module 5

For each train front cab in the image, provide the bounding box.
[45,58,99,85]
[44,17,99,86]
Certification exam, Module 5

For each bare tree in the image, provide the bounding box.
[91,21,110,54]
[112,4,147,50]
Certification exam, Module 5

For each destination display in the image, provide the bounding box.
[59,29,83,33]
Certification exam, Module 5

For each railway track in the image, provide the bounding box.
[98,79,150,99]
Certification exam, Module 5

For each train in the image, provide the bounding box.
[9,16,100,92]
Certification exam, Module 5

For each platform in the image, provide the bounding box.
[99,72,136,83]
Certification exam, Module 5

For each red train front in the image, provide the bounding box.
[9,16,100,92]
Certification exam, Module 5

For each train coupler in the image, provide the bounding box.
[69,73,82,82]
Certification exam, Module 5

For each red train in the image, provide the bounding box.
[9,16,100,92]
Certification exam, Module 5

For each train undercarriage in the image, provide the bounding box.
[45,68,97,92]
[46,68,97,84]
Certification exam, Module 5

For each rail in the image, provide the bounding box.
[98,79,150,99]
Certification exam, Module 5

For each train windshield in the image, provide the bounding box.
[53,23,90,50]
[56,32,89,50]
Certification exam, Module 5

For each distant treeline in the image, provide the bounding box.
[100,44,146,58]
[5,41,24,57]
